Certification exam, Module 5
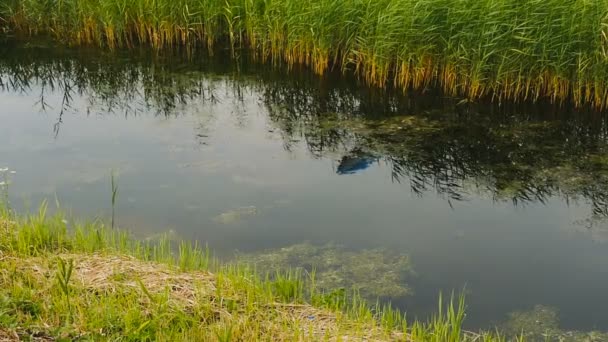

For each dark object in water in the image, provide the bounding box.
[337,151,377,175]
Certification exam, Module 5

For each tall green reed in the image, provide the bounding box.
[2,0,608,109]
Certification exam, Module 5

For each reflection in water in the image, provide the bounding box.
[2,41,608,332]
[336,150,378,175]
[2,42,608,223]
[268,100,608,211]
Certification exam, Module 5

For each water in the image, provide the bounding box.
[2,41,608,333]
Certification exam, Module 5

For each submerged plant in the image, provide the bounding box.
[504,305,608,341]
[242,243,413,301]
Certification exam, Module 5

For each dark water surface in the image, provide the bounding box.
[2,41,608,333]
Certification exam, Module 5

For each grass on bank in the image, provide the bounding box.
[0,203,512,341]
[1,0,608,109]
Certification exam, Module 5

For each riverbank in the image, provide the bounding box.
[1,0,607,109]
[0,207,509,341]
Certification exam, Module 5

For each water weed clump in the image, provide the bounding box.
[1,0,608,109]
[242,242,413,301]
[504,305,608,341]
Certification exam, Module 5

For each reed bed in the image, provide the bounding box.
[1,0,608,109]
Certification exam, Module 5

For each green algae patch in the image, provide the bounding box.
[241,243,413,300]
[504,305,608,342]
[213,206,258,225]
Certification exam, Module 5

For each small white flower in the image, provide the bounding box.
[9,171,16,174]
[0,168,7,172]
[0,182,5,186]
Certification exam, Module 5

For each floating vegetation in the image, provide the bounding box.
[2,0,608,108]
[213,205,258,224]
[504,305,608,341]
[241,243,413,300]
[145,228,181,243]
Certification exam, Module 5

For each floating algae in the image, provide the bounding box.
[213,206,258,224]
[503,305,608,341]
[145,229,181,243]
[241,243,413,300]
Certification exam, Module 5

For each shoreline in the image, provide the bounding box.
[0,211,503,341]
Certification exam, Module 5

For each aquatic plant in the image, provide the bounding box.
[242,242,413,300]
[213,206,258,224]
[2,0,608,108]
[504,305,608,341]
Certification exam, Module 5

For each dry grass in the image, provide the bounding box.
[0,329,19,342]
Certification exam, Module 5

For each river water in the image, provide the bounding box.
[1,41,608,333]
